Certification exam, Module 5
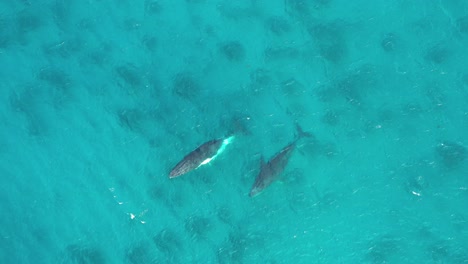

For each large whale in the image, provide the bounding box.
[169,136,235,178]
[249,125,311,197]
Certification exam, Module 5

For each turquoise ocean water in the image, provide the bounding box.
[1,0,467,263]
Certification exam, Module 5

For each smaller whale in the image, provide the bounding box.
[169,136,235,178]
[249,125,312,197]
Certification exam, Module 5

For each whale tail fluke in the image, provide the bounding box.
[294,123,313,140]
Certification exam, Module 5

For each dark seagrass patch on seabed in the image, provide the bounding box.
[249,68,273,93]
[435,141,466,169]
[84,44,113,67]
[285,0,312,20]
[424,43,451,64]
[216,205,234,225]
[363,235,402,264]
[265,16,292,36]
[456,15,468,35]
[116,63,143,88]
[38,67,72,93]
[217,228,266,264]
[426,239,468,264]
[0,18,12,48]
[316,64,378,109]
[10,86,51,136]
[117,108,146,132]
[153,229,184,256]
[185,215,213,240]
[308,21,348,63]
[219,41,246,62]
[171,72,202,100]
[64,244,106,264]
[16,9,44,34]
[43,36,84,59]
[125,243,159,264]
[321,109,340,126]
[281,78,306,96]
[141,35,158,51]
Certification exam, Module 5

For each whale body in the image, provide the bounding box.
[249,125,311,197]
[169,136,234,178]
